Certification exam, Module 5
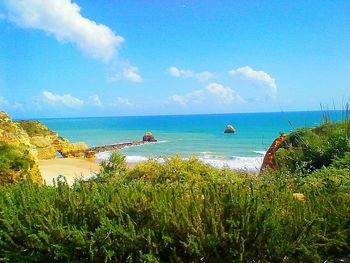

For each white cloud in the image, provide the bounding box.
[206,83,244,103]
[42,91,84,108]
[0,96,9,106]
[168,66,213,81]
[228,66,277,95]
[3,0,124,62]
[116,96,132,107]
[108,66,143,83]
[0,97,24,111]
[89,95,102,107]
[171,95,188,106]
[120,66,143,82]
[171,82,244,106]
[196,71,214,82]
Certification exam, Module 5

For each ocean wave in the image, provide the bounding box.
[200,156,263,172]
[253,150,267,155]
[125,155,148,163]
[96,151,263,172]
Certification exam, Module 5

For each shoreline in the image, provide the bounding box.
[38,152,264,186]
[38,158,100,186]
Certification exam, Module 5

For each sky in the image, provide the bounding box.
[0,0,349,118]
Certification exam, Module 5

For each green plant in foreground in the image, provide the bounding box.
[0,154,350,262]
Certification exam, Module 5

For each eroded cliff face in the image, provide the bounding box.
[17,120,95,160]
[260,134,287,174]
[0,112,42,185]
[0,112,96,185]
[17,120,70,159]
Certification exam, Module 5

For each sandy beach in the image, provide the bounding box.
[38,158,100,186]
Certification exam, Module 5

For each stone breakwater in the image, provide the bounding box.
[65,141,153,159]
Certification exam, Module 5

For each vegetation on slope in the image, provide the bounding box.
[275,119,350,174]
[0,142,41,186]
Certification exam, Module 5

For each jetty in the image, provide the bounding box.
[89,141,147,153]
[62,132,158,159]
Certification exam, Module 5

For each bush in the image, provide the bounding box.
[275,120,350,174]
[0,142,36,185]
[99,151,127,179]
[0,156,350,262]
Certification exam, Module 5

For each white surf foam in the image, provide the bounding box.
[97,151,263,172]
[253,150,267,155]
[199,156,263,172]
[125,155,148,163]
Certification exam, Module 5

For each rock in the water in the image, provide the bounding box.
[143,132,157,142]
[224,125,236,133]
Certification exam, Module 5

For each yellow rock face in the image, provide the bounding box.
[0,112,42,185]
[59,142,89,158]
[17,120,70,160]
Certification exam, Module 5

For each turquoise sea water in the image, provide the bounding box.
[39,111,343,171]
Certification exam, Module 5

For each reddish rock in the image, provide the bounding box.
[143,132,157,142]
[260,135,287,174]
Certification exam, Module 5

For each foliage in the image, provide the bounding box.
[0,155,350,262]
[0,142,36,185]
[275,120,350,174]
[16,120,53,137]
[99,152,127,179]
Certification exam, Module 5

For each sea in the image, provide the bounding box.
[39,111,344,172]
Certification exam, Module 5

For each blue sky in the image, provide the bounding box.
[0,0,349,118]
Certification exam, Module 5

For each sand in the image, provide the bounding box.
[38,158,100,186]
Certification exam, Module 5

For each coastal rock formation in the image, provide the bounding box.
[224,125,236,133]
[0,111,11,121]
[260,134,287,173]
[143,132,157,142]
[17,120,96,160]
[0,113,38,159]
[17,120,70,159]
[0,112,42,185]
[59,142,90,158]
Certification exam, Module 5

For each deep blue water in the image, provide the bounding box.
[38,111,343,170]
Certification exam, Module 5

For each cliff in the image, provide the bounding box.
[0,112,42,185]
[17,120,95,160]
[17,120,70,159]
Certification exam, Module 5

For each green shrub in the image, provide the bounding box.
[0,156,350,262]
[0,142,36,185]
[275,120,350,174]
[99,152,127,179]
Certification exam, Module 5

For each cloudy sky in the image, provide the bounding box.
[0,0,349,118]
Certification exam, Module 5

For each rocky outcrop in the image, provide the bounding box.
[260,134,287,174]
[17,120,70,159]
[143,132,157,142]
[0,112,42,185]
[224,125,236,133]
[0,113,38,159]
[59,142,90,158]
[17,120,96,160]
